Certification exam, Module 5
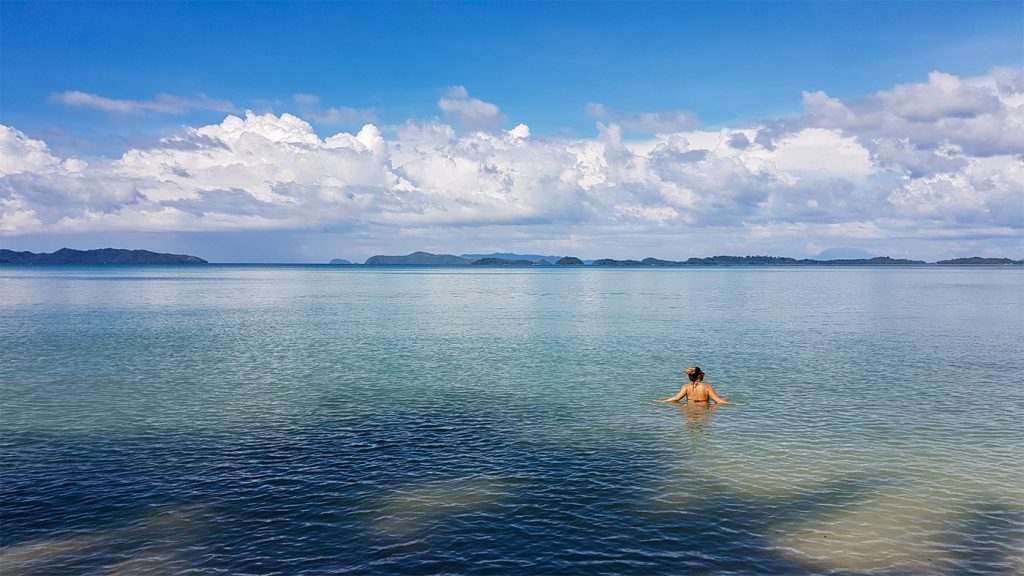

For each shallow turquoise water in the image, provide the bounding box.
[1,266,1022,574]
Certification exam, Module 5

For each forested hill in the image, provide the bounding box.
[0,248,208,264]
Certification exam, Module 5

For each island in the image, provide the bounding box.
[680,255,928,266]
[354,251,1022,267]
[471,257,549,266]
[364,251,472,266]
[936,257,1020,265]
[461,252,562,264]
[0,248,208,265]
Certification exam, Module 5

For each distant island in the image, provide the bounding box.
[363,251,473,266]
[934,257,1020,265]
[462,252,563,264]
[556,256,585,266]
[350,251,1024,267]
[471,257,550,266]
[0,248,207,265]
[593,255,931,266]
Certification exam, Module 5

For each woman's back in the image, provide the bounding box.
[686,382,712,402]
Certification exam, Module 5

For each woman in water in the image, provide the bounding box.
[655,366,742,404]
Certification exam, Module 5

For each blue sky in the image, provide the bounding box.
[1,2,1022,261]
[5,2,1020,145]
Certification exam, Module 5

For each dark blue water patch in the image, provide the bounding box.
[0,403,938,575]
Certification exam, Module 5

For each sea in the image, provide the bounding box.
[1,265,1022,575]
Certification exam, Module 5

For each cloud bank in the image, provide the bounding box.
[4,70,1022,260]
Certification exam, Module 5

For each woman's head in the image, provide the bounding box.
[685,366,704,382]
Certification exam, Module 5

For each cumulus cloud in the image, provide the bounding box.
[437,86,505,130]
[879,71,1001,121]
[53,91,235,115]
[4,69,1022,259]
[797,69,1024,164]
[1,125,66,175]
[585,103,698,134]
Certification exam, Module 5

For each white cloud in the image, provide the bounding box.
[437,86,505,130]
[879,71,1001,121]
[53,91,235,115]
[796,68,1024,167]
[0,125,64,175]
[4,70,1022,259]
[0,126,140,231]
[768,128,874,181]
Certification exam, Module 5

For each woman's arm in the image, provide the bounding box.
[655,384,689,403]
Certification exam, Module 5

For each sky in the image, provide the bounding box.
[1,1,1022,263]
